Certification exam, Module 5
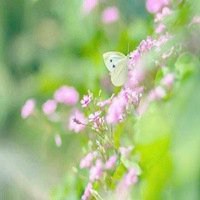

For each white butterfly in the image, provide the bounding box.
[103,51,128,87]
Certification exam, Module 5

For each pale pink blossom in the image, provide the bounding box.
[81,92,93,108]
[81,182,92,200]
[156,23,166,34]
[42,99,57,115]
[88,111,101,122]
[55,134,62,147]
[119,146,133,157]
[146,0,170,14]
[161,73,175,89]
[21,99,36,119]
[54,86,79,105]
[124,168,139,186]
[104,155,117,170]
[148,86,166,101]
[106,93,128,124]
[96,96,113,107]
[102,7,119,24]
[82,0,99,15]
[89,159,103,182]
[68,109,87,133]
[155,7,172,22]
[80,152,97,169]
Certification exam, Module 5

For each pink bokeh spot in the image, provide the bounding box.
[146,0,170,14]
[42,99,57,115]
[54,86,79,105]
[82,0,99,15]
[21,99,36,119]
[102,7,119,24]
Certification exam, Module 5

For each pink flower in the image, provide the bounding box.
[155,7,172,22]
[55,134,62,147]
[80,151,97,169]
[97,96,113,107]
[101,7,119,24]
[54,86,79,105]
[82,0,99,15]
[119,146,133,157]
[81,92,93,108]
[155,23,166,34]
[146,0,170,14]
[42,99,57,115]
[104,155,117,170]
[81,182,92,200]
[106,94,127,124]
[88,111,101,122]
[68,109,87,133]
[89,159,103,182]
[161,73,175,89]
[148,86,166,101]
[124,168,139,186]
[21,99,36,119]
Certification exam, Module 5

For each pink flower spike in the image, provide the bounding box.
[68,109,87,133]
[21,99,36,119]
[55,134,62,147]
[104,155,117,170]
[54,86,79,105]
[42,99,57,116]
[102,7,119,24]
[81,182,93,200]
[82,0,99,15]
[81,91,93,108]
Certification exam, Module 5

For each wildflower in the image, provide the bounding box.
[119,146,133,157]
[54,134,62,147]
[106,93,127,124]
[101,7,119,24]
[68,109,87,133]
[96,96,113,107]
[148,86,166,101]
[21,99,36,119]
[81,182,92,200]
[161,73,175,89]
[89,159,103,182]
[54,86,79,105]
[88,111,101,122]
[82,0,99,15]
[146,0,170,14]
[104,155,117,170]
[80,151,97,169]
[155,23,166,34]
[42,99,57,115]
[81,91,93,108]
[124,168,139,186]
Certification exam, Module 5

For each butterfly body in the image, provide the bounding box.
[103,51,128,87]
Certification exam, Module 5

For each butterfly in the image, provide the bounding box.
[103,51,128,87]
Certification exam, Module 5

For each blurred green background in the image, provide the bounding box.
[0,0,200,200]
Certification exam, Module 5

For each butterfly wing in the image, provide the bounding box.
[103,51,126,72]
[110,57,128,87]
